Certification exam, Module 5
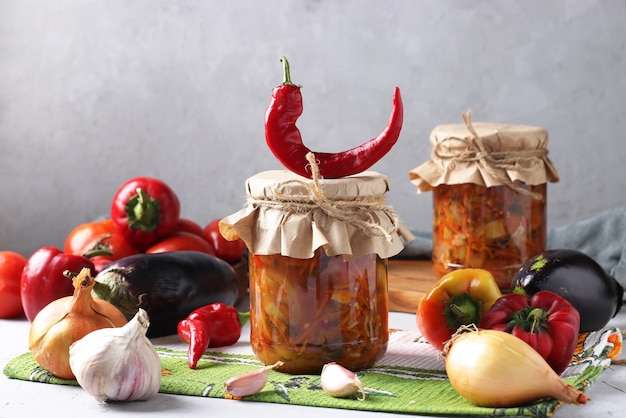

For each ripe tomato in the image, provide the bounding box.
[174,218,205,237]
[146,231,216,255]
[202,219,247,263]
[64,219,139,273]
[88,233,141,273]
[0,251,28,318]
[64,219,117,254]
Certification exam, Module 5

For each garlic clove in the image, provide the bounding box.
[320,362,366,401]
[69,308,162,403]
[224,361,284,397]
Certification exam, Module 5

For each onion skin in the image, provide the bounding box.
[28,268,128,379]
[444,328,589,408]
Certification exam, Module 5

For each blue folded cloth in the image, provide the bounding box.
[396,207,626,290]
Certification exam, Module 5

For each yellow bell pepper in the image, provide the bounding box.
[416,268,502,350]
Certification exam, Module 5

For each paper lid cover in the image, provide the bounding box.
[409,113,559,193]
[220,170,414,259]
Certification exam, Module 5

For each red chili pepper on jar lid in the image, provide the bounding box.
[264,56,404,179]
[177,302,249,369]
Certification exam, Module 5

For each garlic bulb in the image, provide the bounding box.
[69,308,162,403]
[320,362,366,400]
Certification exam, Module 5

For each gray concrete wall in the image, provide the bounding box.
[1,0,625,257]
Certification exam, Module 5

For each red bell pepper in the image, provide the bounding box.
[110,176,181,250]
[177,302,247,369]
[479,290,580,375]
[20,246,96,322]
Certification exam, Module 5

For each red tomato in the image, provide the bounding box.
[0,251,28,318]
[174,218,205,237]
[64,219,117,254]
[146,231,216,255]
[88,233,140,273]
[202,219,247,263]
[64,219,139,273]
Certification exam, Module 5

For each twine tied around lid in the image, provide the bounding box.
[433,110,547,200]
[246,152,401,242]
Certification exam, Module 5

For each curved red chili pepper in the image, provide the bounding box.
[177,302,245,369]
[265,57,403,179]
[177,318,210,369]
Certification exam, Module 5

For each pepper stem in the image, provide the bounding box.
[510,306,548,334]
[443,292,483,330]
[237,311,251,327]
[125,187,162,232]
[280,56,293,85]
[527,307,546,334]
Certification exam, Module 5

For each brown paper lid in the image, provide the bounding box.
[219,170,414,259]
[409,115,560,192]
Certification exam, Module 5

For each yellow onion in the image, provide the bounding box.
[28,267,128,379]
[444,326,589,408]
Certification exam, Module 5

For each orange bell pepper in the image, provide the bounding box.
[416,268,502,350]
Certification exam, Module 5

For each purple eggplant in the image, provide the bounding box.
[511,249,623,332]
[94,251,239,337]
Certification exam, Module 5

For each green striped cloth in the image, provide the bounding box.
[3,327,621,418]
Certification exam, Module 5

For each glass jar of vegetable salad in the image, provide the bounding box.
[220,169,413,374]
[409,112,560,290]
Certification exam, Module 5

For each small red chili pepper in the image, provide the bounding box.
[177,302,248,369]
[264,56,403,179]
[479,290,580,375]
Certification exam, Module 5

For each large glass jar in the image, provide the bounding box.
[249,248,388,374]
[220,169,412,374]
[409,114,559,290]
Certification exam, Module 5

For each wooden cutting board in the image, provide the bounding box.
[388,259,438,314]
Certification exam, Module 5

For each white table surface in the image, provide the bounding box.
[1,309,624,418]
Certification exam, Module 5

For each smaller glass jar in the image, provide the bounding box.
[432,182,547,289]
[220,170,412,374]
[409,116,559,290]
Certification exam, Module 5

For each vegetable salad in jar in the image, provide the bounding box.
[220,169,412,374]
[410,112,559,290]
